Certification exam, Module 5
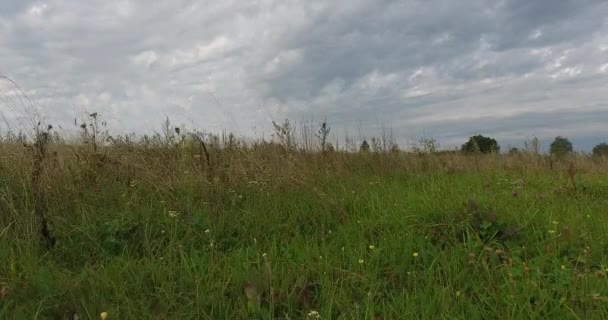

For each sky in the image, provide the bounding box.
[1,0,608,151]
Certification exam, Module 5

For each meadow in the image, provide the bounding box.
[1,120,608,319]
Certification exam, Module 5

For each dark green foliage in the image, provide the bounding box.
[509,147,520,154]
[549,136,573,158]
[461,135,500,154]
[360,140,370,152]
[592,143,608,157]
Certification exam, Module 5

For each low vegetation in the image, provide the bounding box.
[0,113,607,319]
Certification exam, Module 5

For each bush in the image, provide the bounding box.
[549,136,573,158]
[592,143,608,157]
[461,135,500,154]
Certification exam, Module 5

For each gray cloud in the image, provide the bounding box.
[1,0,607,149]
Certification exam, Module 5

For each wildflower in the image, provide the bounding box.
[552,221,559,225]
[468,253,476,264]
[319,255,323,260]
[456,290,462,297]
[160,230,166,235]
[341,247,345,252]
[548,230,556,234]
[100,312,108,320]
[204,229,210,234]
[167,210,179,218]
[368,245,375,250]
[412,252,419,257]
[262,253,268,259]
[307,310,321,319]
[358,259,364,264]
[561,265,567,270]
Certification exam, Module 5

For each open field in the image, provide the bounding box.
[1,129,608,319]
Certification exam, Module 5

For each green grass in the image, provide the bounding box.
[1,145,608,319]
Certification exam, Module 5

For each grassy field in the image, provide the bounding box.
[1,127,608,319]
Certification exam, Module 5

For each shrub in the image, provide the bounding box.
[461,135,500,154]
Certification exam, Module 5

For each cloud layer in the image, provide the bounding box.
[1,0,608,150]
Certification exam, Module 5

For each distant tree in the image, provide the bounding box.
[549,136,573,158]
[592,143,608,157]
[390,143,400,153]
[461,135,500,154]
[509,147,520,154]
[360,140,370,152]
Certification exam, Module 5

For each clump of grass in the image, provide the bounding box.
[31,124,56,250]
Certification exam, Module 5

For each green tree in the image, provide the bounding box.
[360,140,370,152]
[461,135,500,154]
[592,142,608,157]
[509,147,520,154]
[549,136,573,158]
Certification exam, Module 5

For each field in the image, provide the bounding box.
[1,126,608,319]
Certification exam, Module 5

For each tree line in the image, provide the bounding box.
[357,134,608,157]
[458,135,608,158]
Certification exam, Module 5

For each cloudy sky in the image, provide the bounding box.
[1,0,608,150]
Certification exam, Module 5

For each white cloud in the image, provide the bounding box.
[131,50,158,68]
[0,0,607,148]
